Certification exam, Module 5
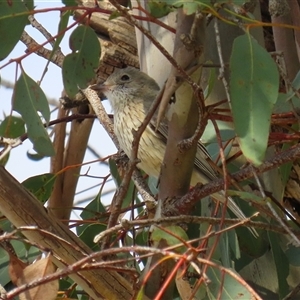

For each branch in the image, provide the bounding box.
[94,213,295,243]
[175,143,300,212]
[0,167,133,299]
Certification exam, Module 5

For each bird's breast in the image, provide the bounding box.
[113,103,166,178]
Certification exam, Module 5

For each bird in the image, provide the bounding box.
[91,66,255,230]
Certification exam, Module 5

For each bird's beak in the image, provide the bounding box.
[90,82,110,100]
[90,82,109,93]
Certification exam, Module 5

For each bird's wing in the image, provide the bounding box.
[144,88,219,182]
[194,143,219,181]
[149,118,218,182]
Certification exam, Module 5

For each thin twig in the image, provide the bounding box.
[93,212,295,243]
[28,15,56,47]
[214,18,231,104]
[20,31,65,68]
[81,88,117,146]
[132,169,156,214]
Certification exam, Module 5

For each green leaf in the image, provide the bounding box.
[292,69,300,90]
[206,141,232,163]
[0,233,40,288]
[148,1,173,18]
[268,231,289,299]
[182,2,198,15]
[274,92,294,113]
[0,2,28,60]
[62,0,77,6]
[136,230,148,247]
[0,116,25,138]
[234,229,269,268]
[279,139,295,186]
[13,72,55,156]
[78,224,105,250]
[109,158,122,185]
[280,161,293,187]
[227,229,240,260]
[0,247,9,287]
[77,192,107,240]
[80,192,106,221]
[169,0,213,14]
[168,0,197,15]
[285,243,300,266]
[62,25,101,97]
[23,0,34,11]
[230,34,279,165]
[26,151,46,161]
[201,120,234,163]
[151,226,188,253]
[22,173,56,203]
[206,262,253,299]
[219,232,231,267]
[202,120,235,143]
[109,158,137,209]
[59,279,78,298]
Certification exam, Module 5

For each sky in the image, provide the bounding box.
[0,1,116,209]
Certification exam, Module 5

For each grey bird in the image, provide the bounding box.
[92,67,256,234]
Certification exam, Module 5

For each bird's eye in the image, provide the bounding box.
[121,74,130,81]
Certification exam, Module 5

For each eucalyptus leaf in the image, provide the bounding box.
[285,243,300,266]
[202,120,235,143]
[22,173,56,203]
[148,0,173,18]
[80,191,106,221]
[151,226,188,253]
[62,0,77,6]
[230,34,279,165]
[78,224,105,251]
[26,151,46,161]
[268,231,289,299]
[0,116,25,138]
[0,2,28,60]
[206,262,252,299]
[108,158,137,209]
[62,25,101,97]
[13,72,55,156]
[292,69,300,90]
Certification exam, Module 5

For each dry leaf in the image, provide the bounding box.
[16,256,58,300]
[8,252,28,285]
